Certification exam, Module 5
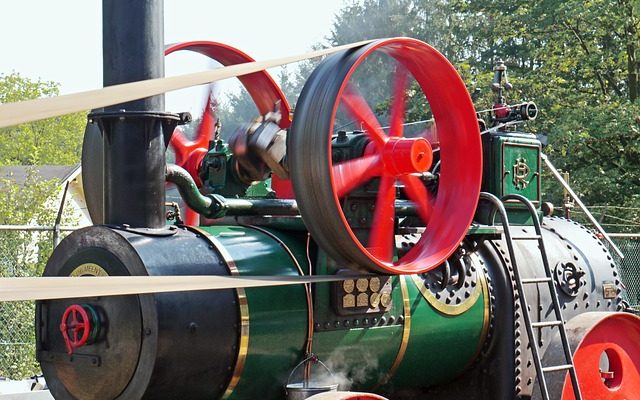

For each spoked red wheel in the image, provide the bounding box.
[542,312,640,400]
[289,38,481,274]
[164,42,293,224]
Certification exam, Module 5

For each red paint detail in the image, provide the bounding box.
[562,313,640,399]
[400,174,433,224]
[184,208,200,226]
[493,103,510,119]
[271,175,295,198]
[59,304,91,355]
[368,175,397,262]
[600,370,615,380]
[341,86,387,149]
[327,38,482,274]
[333,154,382,198]
[382,137,432,175]
[170,97,213,187]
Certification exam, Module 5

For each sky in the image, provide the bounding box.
[0,0,347,114]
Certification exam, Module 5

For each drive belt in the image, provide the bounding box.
[0,274,367,302]
[0,40,374,128]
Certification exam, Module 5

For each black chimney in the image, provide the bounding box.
[92,0,178,229]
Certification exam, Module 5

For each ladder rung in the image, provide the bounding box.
[531,320,563,328]
[521,277,552,284]
[542,364,573,373]
[511,235,542,240]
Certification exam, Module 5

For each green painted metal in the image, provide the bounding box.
[387,275,487,389]
[482,132,542,224]
[199,226,309,400]
[310,251,405,390]
[311,252,487,392]
[199,226,487,396]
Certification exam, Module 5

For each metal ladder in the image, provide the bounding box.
[480,192,582,400]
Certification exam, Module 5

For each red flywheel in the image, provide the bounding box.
[289,38,482,274]
[164,41,293,224]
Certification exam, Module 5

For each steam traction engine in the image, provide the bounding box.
[36,2,639,399]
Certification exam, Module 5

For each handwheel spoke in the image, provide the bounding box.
[333,154,382,198]
[342,86,387,148]
[400,174,433,224]
[367,176,396,262]
[389,66,408,137]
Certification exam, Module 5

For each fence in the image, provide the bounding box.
[607,234,640,311]
[0,225,78,379]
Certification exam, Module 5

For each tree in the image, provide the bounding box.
[322,0,640,231]
[0,73,83,378]
[0,73,85,165]
[0,168,77,379]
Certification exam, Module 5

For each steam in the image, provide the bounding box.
[288,349,381,393]
[322,348,380,391]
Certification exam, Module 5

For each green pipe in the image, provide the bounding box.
[165,164,218,216]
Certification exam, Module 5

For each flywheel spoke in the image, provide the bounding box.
[400,174,433,224]
[389,66,408,138]
[342,86,387,149]
[368,175,396,262]
[170,94,215,164]
[333,154,382,198]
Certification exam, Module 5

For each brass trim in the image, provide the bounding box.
[241,224,315,356]
[70,263,108,277]
[188,227,249,400]
[377,275,411,386]
[412,255,483,316]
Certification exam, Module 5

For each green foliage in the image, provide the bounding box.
[0,73,85,165]
[0,73,83,378]
[321,0,640,231]
[0,169,63,379]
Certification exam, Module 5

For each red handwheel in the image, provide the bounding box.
[289,38,482,274]
[59,304,91,355]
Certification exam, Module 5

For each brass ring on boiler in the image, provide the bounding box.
[188,227,249,400]
[411,254,484,316]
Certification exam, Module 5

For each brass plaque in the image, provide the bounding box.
[356,278,369,292]
[343,294,356,308]
[369,292,380,308]
[369,277,381,292]
[343,279,355,294]
[357,293,369,307]
[602,282,617,299]
[70,263,108,277]
[380,292,392,308]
